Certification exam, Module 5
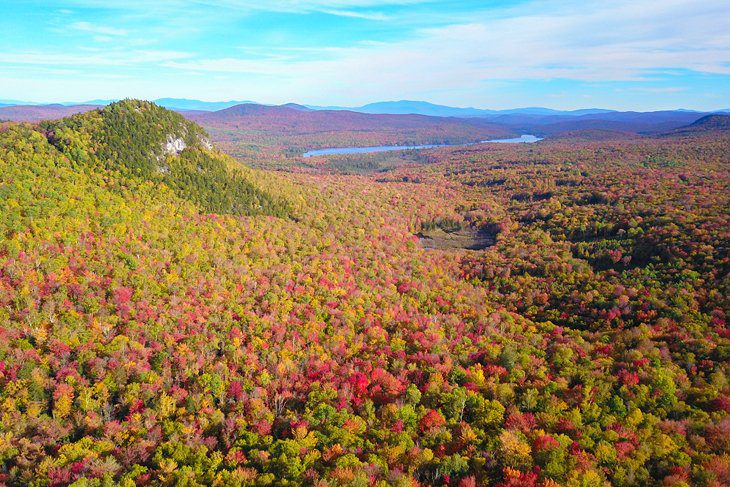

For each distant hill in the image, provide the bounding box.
[354,100,492,117]
[183,102,719,157]
[79,98,118,105]
[669,114,730,135]
[0,104,100,122]
[482,110,707,136]
[190,103,511,135]
[200,103,282,117]
[186,103,514,159]
[687,114,730,129]
[280,103,313,111]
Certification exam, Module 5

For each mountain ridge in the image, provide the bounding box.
[0,100,719,136]
[669,114,730,134]
[3,97,725,115]
[323,100,619,118]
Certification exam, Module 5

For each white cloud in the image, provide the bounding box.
[5,0,730,107]
[71,21,128,36]
[0,50,192,67]
[57,0,420,15]
[162,0,730,85]
[319,9,389,20]
[628,87,686,93]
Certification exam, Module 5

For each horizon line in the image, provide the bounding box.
[2,97,728,114]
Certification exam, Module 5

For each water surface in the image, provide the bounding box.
[303,144,447,157]
[486,134,542,144]
[302,134,542,157]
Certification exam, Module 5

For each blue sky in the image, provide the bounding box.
[1,0,729,110]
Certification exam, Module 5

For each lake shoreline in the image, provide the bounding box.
[302,134,542,157]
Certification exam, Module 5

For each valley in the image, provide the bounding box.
[0,101,727,486]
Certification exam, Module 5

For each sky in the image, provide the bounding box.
[1,0,729,110]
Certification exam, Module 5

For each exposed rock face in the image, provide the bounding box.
[163,134,212,155]
[164,136,187,155]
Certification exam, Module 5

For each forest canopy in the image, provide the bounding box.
[0,102,728,486]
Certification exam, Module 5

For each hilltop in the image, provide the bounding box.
[684,114,730,131]
[39,100,290,217]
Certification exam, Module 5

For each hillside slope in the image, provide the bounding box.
[42,100,290,217]
[681,114,730,131]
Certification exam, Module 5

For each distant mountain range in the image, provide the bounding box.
[307,100,620,118]
[2,98,728,137]
[186,103,512,143]
[3,97,726,116]
[0,98,253,112]
[489,110,711,136]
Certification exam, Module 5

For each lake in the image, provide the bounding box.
[486,134,542,144]
[302,134,542,157]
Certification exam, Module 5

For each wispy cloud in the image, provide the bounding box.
[51,0,422,14]
[3,0,730,109]
[628,87,687,93]
[162,0,730,83]
[70,21,128,36]
[319,8,389,20]
[0,50,192,67]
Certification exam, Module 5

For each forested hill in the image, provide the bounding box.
[38,99,290,217]
[683,114,730,132]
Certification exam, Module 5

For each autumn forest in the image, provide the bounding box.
[0,99,728,487]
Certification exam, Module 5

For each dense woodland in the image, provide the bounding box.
[40,101,290,218]
[0,102,728,486]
